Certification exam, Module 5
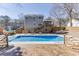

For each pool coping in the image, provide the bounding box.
[8,34,64,45]
[8,34,64,37]
[9,41,64,45]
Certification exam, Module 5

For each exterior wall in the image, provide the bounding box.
[24,15,44,31]
[33,21,53,33]
[53,20,60,27]
[67,19,79,27]
[52,19,79,27]
[41,21,53,33]
[53,19,68,27]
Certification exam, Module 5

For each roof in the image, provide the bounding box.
[24,14,44,17]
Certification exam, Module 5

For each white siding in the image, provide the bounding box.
[67,19,79,27]
[24,15,43,30]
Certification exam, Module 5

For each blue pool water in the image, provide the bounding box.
[8,34,64,43]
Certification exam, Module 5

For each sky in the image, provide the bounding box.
[0,3,53,19]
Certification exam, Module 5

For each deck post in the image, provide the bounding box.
[6,35,8,47]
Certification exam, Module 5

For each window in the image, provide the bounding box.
[33,23,36,25]
[25,17,28,19]
[39,16,42,19]
[33,17,36,19]
[45,29,47,31]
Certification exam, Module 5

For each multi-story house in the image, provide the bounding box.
[24,14,44,32]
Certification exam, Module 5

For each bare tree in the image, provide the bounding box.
[50,4,67,27]
[1,15,10,29]
[63,3,79,26]
[50,3,79,27]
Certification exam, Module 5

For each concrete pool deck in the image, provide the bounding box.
[0,44,79,56]
[9,41,64,46]
[11,44,79,56]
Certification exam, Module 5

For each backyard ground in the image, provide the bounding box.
[0,27,79,56]
[15,27,79,56]
[14,44,79,56]
[0,44,79,56]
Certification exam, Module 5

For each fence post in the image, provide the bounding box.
[64,34,65,44]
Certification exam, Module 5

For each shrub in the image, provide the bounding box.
[51,27,66,32]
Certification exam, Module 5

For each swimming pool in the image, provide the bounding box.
[8,34,64,45]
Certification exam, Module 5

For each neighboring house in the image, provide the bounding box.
[24,14,44,32]
[52,19,68,27]
[67,19,79,27]
[33,20,54,33]
[41,20,53,33]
